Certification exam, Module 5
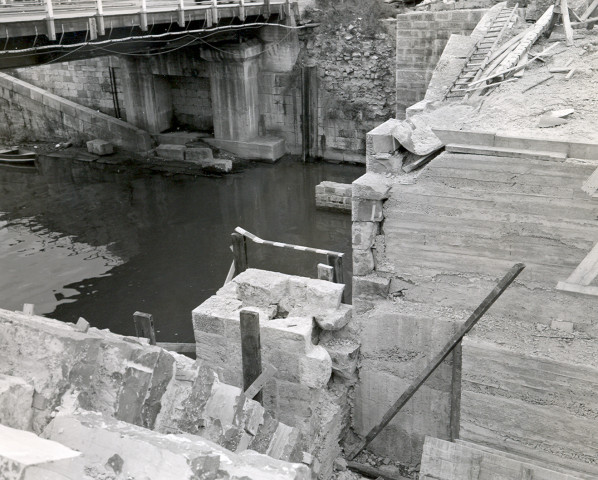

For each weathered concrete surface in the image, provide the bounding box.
[0,374,34,431]
[0,424,82,480]
[44,410,310,480]
[86,139,114,156]
[352,151,598,466]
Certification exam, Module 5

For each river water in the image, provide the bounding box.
[0,155,363,343]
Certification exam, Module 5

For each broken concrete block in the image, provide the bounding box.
[156,144,186,161]
[353,249,375,276]
[304,278,344,310]
[74,317,89,333]
[0,374,34,430]
[320,341,360,382]
[392,118,443,156]
[317,263,335,282]
[185,146,214,163]
[538,114,568,128]
[0,424,82,480]
[367,119,401,154]
[353,222,379,250]
[314,304,352,331]
[205,158,233,173]
[233,269,289,307]
[86,139,114,156]
[216,281,238,298]
[353,275,391,297]
[44,411,310,480]
[266,422,302,462]
[262,317,314,355]
[299,346,332,389]
[351,197,384,222]
[352,173,393,200]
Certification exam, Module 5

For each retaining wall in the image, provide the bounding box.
[0,72,152,152]
[395,9,487,117]
[315,181,352,212]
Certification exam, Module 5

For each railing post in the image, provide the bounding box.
[95,0,105,35]
[264,0,270,18]
[231,232,248,276]
[139,0,148,31]
[239,0,245,21]
[211,0,218,25]
[240,309,262,405]
[45,0,56,41]
[327,253,345,303]
[178,0,185,27]
[134,311,156,345]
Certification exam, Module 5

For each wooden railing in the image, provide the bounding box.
[0,0,288,40]
[229,226,347,299]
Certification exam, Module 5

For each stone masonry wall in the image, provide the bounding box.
[14,57,127,121]
[395,9,487,117]
[315,181,352,212]
[168,76,213,131]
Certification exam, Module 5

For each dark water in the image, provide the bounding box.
[0,155,363,343]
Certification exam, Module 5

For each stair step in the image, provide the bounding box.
[445,144,568,162]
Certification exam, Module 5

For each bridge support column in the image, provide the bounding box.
[120,57,173,134]
[201,39,285,161]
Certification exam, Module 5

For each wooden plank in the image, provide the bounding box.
[244,363,276,400]
[581,0,598,20]
[565,68,576,79]
[240,309,262,404]
[156,342,195,353]
[231,232,248,276]
[561,0,574,46]
[522,74,553,92]
[347,462,404,480]
[450,342,462,441]
[134,311,156,345]
[346,263,525,460]
[563,241,598,285]
[327,253,345,303]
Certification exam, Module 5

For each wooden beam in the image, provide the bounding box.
[178,0,185,27]
[561,0,574,46]
[347,461,404,480]
[96,0,105,35]
[346,263,526,460]
[140,0,148,31]
[240,309,262,404]
[231,232,248,276]
[521,74,553,92]
[581,0,598,20]
[134,311,156,345]
[244,363,276,400]
[45,0,56,41]
[239,0,245,21]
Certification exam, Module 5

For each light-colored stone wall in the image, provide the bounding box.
[395,9,487,117]
[14,57,127,120]
[315,181,352,212]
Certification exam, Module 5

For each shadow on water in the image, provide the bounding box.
[0,154,364,342]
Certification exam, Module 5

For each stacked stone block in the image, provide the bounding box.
[168,76,213,131]
[395,9,487,117]
[315,181,352,212]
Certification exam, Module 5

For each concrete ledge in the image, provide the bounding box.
[433,128,598,160]
[367,119,401,154]
[445,144,567,162]
[204,136,285,162]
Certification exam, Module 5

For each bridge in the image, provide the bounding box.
[0,0,296,67]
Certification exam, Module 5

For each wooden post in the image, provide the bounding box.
[140,0,148,31]
[327,253,345,302]
[449,341,462,440]
[211,0,218,25]
[264,0,270,18]
[239,0,245,21]
[178,0,185,27]
[240,309,262,404]
[45,0,56,41]
[346,263,526,460]
[231,232,248,276]
[317,263,334,282]
[134,311,156,345]
[561,0,574,46]
[96,0,105,35]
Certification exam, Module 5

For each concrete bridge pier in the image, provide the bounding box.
[121,57,173,134]
[201,39,285,161]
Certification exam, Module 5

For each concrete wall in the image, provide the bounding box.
[168,76,212,131]
[14,57,127,120]
[0,72,152,152]
[395,9,487,117]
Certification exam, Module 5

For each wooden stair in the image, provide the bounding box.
[444,3,519,100]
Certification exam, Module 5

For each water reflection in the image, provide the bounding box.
[0,155,363,342]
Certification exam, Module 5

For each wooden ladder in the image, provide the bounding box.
[444,3,519,100]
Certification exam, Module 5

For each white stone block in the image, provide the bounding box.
[0,424,82,480]
[234,269,290,307]
[262,317,313,355]
[86,139,114,156]
[156,144,186,161]
[353,221,379,250]
[314,304,352,331]
[304,278,344,310]
[0,374,34,431]
[299,346,332,389]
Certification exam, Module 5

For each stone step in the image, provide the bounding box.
[445,143,568,162]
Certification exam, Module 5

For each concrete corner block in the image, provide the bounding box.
[185,147,214,163]
[304,278,344,310]
[194,330,229,367]
[353,250,376,276]
[86,139,114,156]
[233,269,290,308]
[352,198,384,222]
[156,144,186,161]
[353,221,380,250]
[299,346,332,389]
[353,173,392,200]
[0,374,34,431]
[314,304,352,331]
[367,119,402,154]
[353,275,391,298]
[262,317,313,355]
[192,296,243,336]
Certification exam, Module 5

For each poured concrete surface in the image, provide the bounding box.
[353,151,598,468]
